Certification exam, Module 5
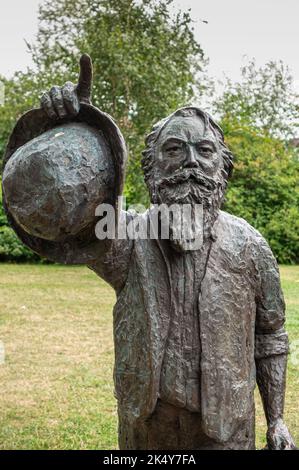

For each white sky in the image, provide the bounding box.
[0,0,298,91]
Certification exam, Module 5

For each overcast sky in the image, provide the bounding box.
[0,0,298,91]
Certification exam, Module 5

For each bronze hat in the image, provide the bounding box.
[2,104,127,264]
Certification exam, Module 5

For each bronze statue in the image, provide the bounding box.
[2,55,296,450]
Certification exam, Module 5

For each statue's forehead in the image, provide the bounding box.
[158,115,211,143]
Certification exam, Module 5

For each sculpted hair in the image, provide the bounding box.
[141,107,234,189]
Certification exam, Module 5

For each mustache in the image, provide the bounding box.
[157,168,217,192]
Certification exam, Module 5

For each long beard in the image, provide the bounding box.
[156,168,217,203]
[150,168,226,250]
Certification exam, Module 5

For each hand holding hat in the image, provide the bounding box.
[2,53,127,261]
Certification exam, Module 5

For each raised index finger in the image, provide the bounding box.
[77,54,93,104]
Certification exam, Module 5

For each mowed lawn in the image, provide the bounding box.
[0,264,298,450]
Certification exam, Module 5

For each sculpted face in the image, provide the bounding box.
[142,108,233,248]
[151,113,224,207]
[155,114,222,180]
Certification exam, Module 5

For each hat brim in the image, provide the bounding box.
[2,104,127,264]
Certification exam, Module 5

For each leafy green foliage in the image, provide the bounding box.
[215,59,299,139]
[215,60,299,263]
[223,129,299,263]
[0,74,34,160]
[0,226,39,262]
[0,10,298,263]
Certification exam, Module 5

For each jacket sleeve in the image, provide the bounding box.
[254,235,289,360]
[88,219,133,294]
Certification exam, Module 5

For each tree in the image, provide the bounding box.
[214,59,299,139]
[29,0,207,204]
[214,60,299,263]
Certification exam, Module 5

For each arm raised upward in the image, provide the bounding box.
[40,53,93,119]
[2,55,133,292]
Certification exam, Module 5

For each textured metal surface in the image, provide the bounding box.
[101,209,290,449]
[3,122,115,241]
[2,103,127,264]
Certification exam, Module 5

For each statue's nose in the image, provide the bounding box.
[183,146,199,168]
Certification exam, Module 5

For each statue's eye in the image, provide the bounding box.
[164,142,184,155]
[198,146,213,156]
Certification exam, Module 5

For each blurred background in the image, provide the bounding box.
[0,0,298,450]
[0,0,299,263]
[0,0,298,263]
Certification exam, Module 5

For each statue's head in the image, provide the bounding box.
[142,107,233,214]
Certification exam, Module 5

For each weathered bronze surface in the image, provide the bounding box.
[3,122,115,240]
[2,55,296,450]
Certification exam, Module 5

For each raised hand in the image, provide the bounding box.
[40,54,93,120]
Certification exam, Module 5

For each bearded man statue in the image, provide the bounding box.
[2,55,296,450]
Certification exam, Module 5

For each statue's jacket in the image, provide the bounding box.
[89,209,289,443]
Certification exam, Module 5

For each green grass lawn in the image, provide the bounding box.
[0,264,298,450]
